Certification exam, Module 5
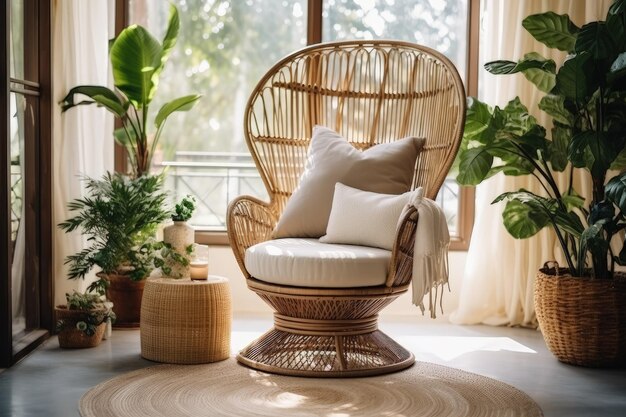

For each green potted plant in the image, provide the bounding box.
[163,195,196,278]
[59,173,174,327]
[59,4,201,178]
[55,291,115,349]
[58,5,200,326]
[457,0,626,367]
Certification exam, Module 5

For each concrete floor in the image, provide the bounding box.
[0,314,625,417]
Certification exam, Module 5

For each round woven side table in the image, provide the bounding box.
[140,276,232,364]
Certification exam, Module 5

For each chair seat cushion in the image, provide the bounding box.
[244,238,390,288]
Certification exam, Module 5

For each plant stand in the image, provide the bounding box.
[535,267,626,368]
[140,276,232,364]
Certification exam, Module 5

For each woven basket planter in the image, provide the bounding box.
[55,306,106,349]
[535,267,626,368]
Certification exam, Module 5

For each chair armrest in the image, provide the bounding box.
[227,195,279,278]
[385,205,419,287]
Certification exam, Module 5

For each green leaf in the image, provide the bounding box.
[609,52,626,84]
[549,125,570,171]
[151,5,180,99]
[110,25,163,108]
[575,22,616,60]
[611,147,626,170]
[154,95,201,129]
[464,97,492,137]
[522,68,557,93]
[607,7,626,47]
[556,53,592,102]
[522,12,579,52]
[494,190,584,237]
[562,190,585,211]
[609,0,626,15]
[484,57,555,75]
[476,105,506,144]
[160,5,180,65]
[456,147,493,185]
[554,209,585,237]
[113,127,137,147]
[517,53,557,92]
[501,199,550,239]
[568,130,616,177]
[606,172,626,214]
[578,220,610,273]
[538,94,573,125]
[60,86,126,117]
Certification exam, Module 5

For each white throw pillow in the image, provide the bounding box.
[320,183,416,250]
[272,125,424,238]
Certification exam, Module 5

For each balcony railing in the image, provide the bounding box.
[158,151,458,233]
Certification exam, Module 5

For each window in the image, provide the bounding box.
[126,0,477,249]
[321,0,474,246]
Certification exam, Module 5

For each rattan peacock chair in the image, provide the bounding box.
[227,40,466,377]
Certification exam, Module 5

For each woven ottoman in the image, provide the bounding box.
[140,276,232,364]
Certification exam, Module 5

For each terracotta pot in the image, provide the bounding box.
[535,267,626,368]
[100,272,146,329]
[55,305,106,348]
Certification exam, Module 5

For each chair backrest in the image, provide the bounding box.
[244,40,466,212]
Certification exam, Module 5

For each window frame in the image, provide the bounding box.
[117,0,478,251]
[1,0,53,367]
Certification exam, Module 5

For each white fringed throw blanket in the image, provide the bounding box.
[409,187,450,318]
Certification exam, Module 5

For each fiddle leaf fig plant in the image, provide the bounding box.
[59,5,201,178]
[457,0,626,279]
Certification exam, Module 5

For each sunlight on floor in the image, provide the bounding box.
[397,335,537,361]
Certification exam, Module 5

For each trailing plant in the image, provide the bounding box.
[457,0,626,279]
[171,195,196,222]
[56,291,116,337]
[58,172,172,287]
[59,5,201,178]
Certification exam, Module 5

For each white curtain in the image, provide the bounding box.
[52,0,115,306]
[450,0,612,327]
[10,98,25,329]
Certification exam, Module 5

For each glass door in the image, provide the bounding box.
[1,0,52,367]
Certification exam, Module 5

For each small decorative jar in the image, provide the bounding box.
[163,221,195,278]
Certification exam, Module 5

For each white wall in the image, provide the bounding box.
[209,246,467,320]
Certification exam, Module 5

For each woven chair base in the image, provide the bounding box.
[238,319,415,377]
[239,280,414,377]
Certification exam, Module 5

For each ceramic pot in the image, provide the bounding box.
[163,221,195,278]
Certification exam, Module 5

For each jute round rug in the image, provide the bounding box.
[80,359,543,417]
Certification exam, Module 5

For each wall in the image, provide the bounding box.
[209,246,467,319]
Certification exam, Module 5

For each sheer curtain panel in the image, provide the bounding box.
[52,0,114,305]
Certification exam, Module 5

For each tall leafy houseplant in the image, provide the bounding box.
[59,5,201,177]
[458,1,626,279]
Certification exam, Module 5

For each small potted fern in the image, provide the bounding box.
[55,291,115,349]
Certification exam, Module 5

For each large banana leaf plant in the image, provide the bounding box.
[60,5,201,178]
[457,0,626,279]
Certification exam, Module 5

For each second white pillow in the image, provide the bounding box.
[320,183,415,251]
